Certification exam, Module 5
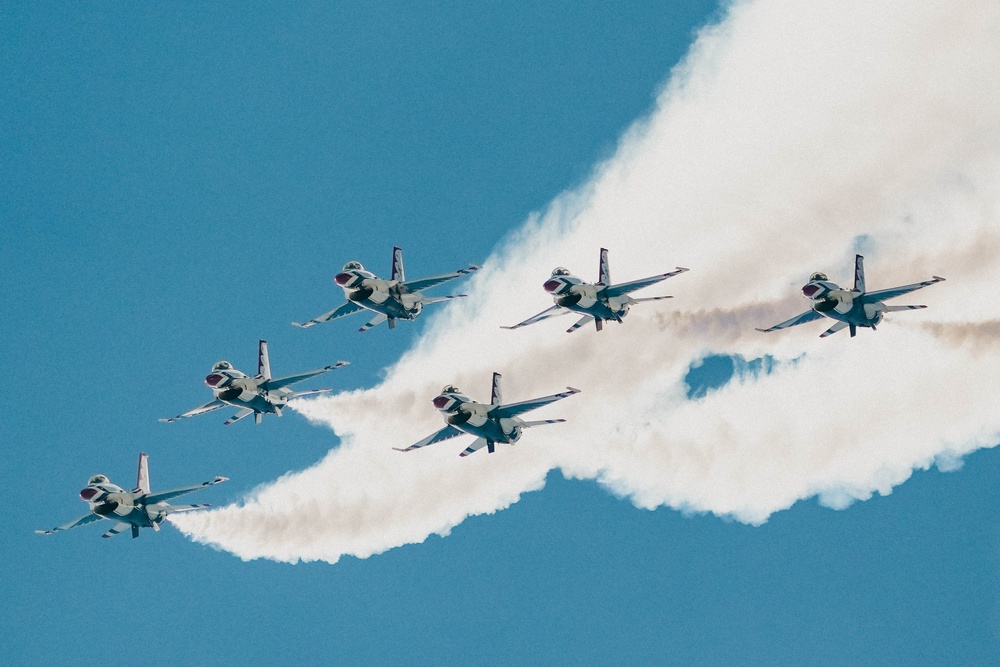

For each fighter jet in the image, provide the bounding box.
[503,248,688,333]
[160,339,348,425]
[395,373,580,457]
[756,254,945,338]
[292,246,480,332]
[36,453,227,539]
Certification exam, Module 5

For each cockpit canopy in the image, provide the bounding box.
[808,272,828,282]
[441,385,460,395]
[342,261,364,271]
[551,267,571,276]
[212,361,233,372]
[87,474,109,486]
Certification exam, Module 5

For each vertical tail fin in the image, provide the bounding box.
[854,254,865,293]
[258,339,272,380]
[392,246,405,283]
[598,247,611,286]
[491,372,503,406]
[135,452,151,494]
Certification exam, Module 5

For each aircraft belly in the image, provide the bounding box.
[458,422,505,442]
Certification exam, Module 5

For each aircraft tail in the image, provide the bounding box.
[854,254,865,292]
[598,247,611,286]
[489,372,503,405]
[392,246,405,283]
[135,452,151,494]
[258,339,272,380]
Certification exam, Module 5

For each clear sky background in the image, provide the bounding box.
[3,2,999,665]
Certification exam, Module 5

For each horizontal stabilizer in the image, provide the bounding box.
[102,522,132,539]
[359,313,388,332]
[159,398,226,423]
[502,305,570,330]
[567,315,594,333]
[819,321,849,338]
[224,408,254,425]
[458,437,490,457]
[395,425,463,452]
[520,419,567,428]
[292,300,365,328]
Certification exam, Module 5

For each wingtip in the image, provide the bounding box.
[754,328,772,333]
[675,266,690,272]
[35,530,51,535]
[932,275,946,282]
[392,447,410,452]
[566,386,582,394]
[158,418,173,423]
[214,476,230,483]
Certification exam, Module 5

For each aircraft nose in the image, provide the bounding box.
[432,395,455,411]
[334,272,357,287]
[802,283,823,298]
[205,373,227,388]
[79,487,101,501]
[543,278,566,294]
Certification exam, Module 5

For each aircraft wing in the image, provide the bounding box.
[861,276,945,303]
[144,476,228,505]
[159,399,226,423]
[755,309,824,333]
[603,267,689,298]
[493,387,581,419]
[401,265,479,294]
[263,361,349,390]
[501,305,572,330]
[36,512,104,535]
[292,301,365,328]
[393,425,464,452]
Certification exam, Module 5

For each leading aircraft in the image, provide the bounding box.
[293,246,480,332]
[395,372,580,457]
[756,254,945,338]
[503,248,688,333]
[36,453,227,539]
[160,339,348,425]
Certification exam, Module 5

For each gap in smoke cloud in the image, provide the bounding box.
[684,353,782,399]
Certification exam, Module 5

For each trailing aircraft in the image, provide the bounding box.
[395,372,580,457]
[160,339,348,425]
[757,254,945,337]
[36,453,227,539]
[293,246,479,332]
[503,248,688,333]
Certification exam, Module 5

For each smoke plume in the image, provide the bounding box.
[173,0,1000,563]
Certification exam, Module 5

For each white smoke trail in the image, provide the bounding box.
[173,0,1000,563]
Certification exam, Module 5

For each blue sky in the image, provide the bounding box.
[3,2,999,665]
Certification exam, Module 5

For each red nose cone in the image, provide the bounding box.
[79,487,99,501]
[334,272,354,286]
[543,279,563,293]
[432,395,452,410]
[205,373,225,387]
[802,284,821,298]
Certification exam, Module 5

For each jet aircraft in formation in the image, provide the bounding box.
[756,254,945,338]
[395,372,580,457]
[160,339,348,425]
[293,246,479,332]
[504,248,688,332]
[37,453,227,539]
